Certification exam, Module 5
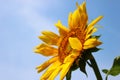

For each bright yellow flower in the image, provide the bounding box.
[35,2,103,80]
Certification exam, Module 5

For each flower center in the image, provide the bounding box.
[58,28,85,62]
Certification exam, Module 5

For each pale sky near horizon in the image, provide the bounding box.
[0,0,120,80]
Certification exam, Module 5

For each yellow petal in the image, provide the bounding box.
[35,44,58,56]
[39,31,60,45]
[41,69,53,80]
[48,66,62,80]
[42,31,59,40]
[41,60,62,79]
[56,37,64,46]
[85,28,97,40]
[72,9,81,28]
[39,36,52,45]
[80,2,87,14]
[39,35,58,45]
[88,16,103,28]
[60,50,80,80]
[35,43,49,49]
[84,38,102,49]
[36,56,58,73]
[68,12,73,29]
[79,1,88,28]
[90,28,97,34]
[85,16,103,35]
[55,20,69,36]
[60,62,72,80]
[70,2,88,30]
[64,50,79,63]
[68,37,82,50]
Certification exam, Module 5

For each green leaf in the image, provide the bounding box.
[102,56,120,79]
[102,69,109,74]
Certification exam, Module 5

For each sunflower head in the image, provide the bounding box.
[35,1,103,80]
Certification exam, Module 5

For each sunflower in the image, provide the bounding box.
[35,2,103,80]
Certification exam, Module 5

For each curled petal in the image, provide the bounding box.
[68,37,82,50]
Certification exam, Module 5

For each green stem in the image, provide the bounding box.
[105,75,108,80]
[89,54,103,80]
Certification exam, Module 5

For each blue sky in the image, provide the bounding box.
[0,0,120,80]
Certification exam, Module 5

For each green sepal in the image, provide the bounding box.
[78,58,88,76]
[77,51,91,76]
[66,69,72,80]
[71,61,79,71]
[90,35,101,39]
[85,47,101,53]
